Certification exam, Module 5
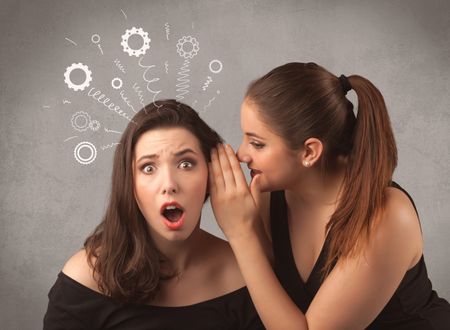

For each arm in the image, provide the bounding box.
[209,144,422,330]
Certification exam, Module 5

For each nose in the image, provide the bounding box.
[237,142,251,163]
[161,168,178,195]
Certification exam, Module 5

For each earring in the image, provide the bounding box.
[303,160,310,167]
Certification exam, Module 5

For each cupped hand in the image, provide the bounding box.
[208,144,262,242]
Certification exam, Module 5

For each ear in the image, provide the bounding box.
[299,137,323,168]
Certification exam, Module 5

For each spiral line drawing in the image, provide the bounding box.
[202,76,213,91]
[113,58,126,73]
[176,59,190,100]
[120,90,137,113]
[132,83,147,110]
[101,143,120,151]
[138,57,162,107]
[164,23,170,40]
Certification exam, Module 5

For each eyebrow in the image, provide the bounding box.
[245,132,265,140]
[136,148,198,163]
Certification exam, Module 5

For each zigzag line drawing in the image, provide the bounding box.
[164,23,170,40]
[132,83,147,110]
[202,76,213,91]
[176,59,190,100]
[120,90,137,113]
[101,143,120,151]
[113,58,126,73]
[138,57,162,107]
[164,61,169,74]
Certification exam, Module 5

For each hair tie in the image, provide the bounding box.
[339,74,352,95]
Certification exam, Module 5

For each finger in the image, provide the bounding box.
[224,144,248,188]
[207,162,216,194]
[217,143,236,189]
[210,147,225,191]
[250,173,262,210]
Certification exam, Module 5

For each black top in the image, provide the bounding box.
[43,272,264,330]
[270,182,450,329]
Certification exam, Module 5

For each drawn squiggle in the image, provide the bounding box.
[164,61,169,74]
[64,136,78,142]
[132,83,147,111]
[164,23,170,40]
[104,128,122,134]
[120,90,137,113]
[113,58,126,73]
[202,76,213,91]
[138,57,162,108]
[63,100,71,104]
[176,59,190,100]
[202,96,216,112]
[65,37,77,46]
[101,143,120,151]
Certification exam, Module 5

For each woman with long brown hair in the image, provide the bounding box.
[43,100,264,329]
[209,62,450,329]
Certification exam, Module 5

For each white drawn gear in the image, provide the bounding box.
[89,120,101,131]
[176,36,199,59]
[74,141,97,165]
[121,27,151,57]
[111,77,123,90]
[64,63,93,91]
[71,111,91,132]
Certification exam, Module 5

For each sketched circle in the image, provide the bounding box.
[121,27,151,57]
[89,120,100,131]
[209,60,223,74]
[176,36,199,59]
[111,77,123,90]
[64,63,93,91]
[91,34,100,44]
[71,111,91,132]
[74,141,97,165]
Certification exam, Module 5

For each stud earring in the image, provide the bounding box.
[303,160,310,167]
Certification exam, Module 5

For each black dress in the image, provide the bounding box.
[43,272,264,330]
[270,182,450,329]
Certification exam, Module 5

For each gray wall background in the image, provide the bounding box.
[1,0,449,328]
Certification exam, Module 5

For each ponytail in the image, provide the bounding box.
[323,75,397,274]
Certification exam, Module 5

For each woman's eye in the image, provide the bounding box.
[142,164,155,174]
[179,160,194,169]
[250,141,265,149]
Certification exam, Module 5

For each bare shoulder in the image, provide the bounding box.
[371,187,423,267]
[62,249,100,293]
[199,230,246,289]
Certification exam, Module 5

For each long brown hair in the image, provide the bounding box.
[84,99,222,303]
[246,62,397,275]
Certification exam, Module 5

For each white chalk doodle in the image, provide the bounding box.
[176,59,190,100]
[63,99,71,104]
[91,34,104,55]
[209,59,223,74]
[119,90,137,113]
[43,105,50,108]
[132,83,146,111]
[121,27,150,57]
[65,37,77,46]
[176,36,199,59]
[89,120,101,131]
[71,111,91,132]
[74,141,97,165]
[165,23,170,40]
[111,77,123,90]
[113,58,126,73]
[64,136,78,142]
[87,87,134,122]
[101,143,120,151]
[64,63,93,92]
[164,61,169,74]
[202,76,213,91]
[120,9,127,20]
[104,127,122,134]
[203,96,216,112]
[138,57,162,107]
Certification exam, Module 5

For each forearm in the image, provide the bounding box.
[229,231,308,330]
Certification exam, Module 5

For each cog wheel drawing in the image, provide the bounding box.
[74,141,97,165]
[111,77,123,90]
[176,36,200,59]
[121,27,151,57]
[89,120,101,131]
[71,111,91,132]
[64,63,93,91]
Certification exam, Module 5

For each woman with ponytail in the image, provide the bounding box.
[209,62,450,329]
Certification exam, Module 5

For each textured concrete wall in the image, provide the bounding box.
[0,0,449,328]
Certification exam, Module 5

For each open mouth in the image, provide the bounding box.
[160,202,185,229]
